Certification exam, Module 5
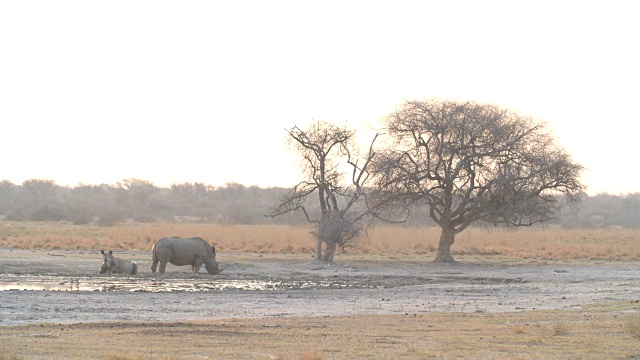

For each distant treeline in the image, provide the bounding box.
[0,179,638,228]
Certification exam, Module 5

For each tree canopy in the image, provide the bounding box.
[374,99,585,263]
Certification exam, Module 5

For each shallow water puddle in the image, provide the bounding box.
[0,276,117,291]
[0,275,381,292]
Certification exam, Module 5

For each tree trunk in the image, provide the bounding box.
[321,241,337,263]
[315,237,323,261]
[434,226,456,263]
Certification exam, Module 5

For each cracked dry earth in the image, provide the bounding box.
[1,249,639,327]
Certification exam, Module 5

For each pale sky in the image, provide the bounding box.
[1,1,638,195]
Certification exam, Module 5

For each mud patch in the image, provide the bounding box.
[0,249,638,326]
[0,273,528,293]
[0,276,385,292]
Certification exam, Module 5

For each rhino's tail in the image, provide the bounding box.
[151,243,158,262]
[131,262,138,275]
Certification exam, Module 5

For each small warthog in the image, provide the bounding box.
[99,250,138,275]
[151,236,219,275]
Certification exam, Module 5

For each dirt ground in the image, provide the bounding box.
[1,249,639,358]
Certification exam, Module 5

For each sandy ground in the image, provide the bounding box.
[1,249,639,327]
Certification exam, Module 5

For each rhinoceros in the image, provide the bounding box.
[151,236,220,275]
[99,250,138,275]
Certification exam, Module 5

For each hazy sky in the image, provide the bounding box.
[1,1,638,195]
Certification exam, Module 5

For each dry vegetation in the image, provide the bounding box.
[1,221,639,261]
[1,221,639,359]
[1,305,639,359]
[627,315,640,339]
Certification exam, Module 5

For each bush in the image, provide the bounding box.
[96,210,125,227]
[4,211,28,221]
[626,315,640,338]
[31,206,63,221]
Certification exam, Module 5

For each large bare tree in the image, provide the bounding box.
[374,99,584,263]
[270,120,380,262]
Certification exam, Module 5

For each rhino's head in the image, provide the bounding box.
[99,250,114,274]
[204,246,220,275]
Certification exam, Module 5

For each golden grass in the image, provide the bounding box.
[626,315,640,338]
[1,221,640,261]
[1,305,639,359]
[0,353,25,360]
[550,322,569,336]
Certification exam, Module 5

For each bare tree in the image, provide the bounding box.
[0,180,16,213]
[114,178,158,208]
[374,99,585,263]
[171,182,214,203]
[269,120,380,262]
[21,179,58,198]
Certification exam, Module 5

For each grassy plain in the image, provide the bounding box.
[1,221,639,359]
[1,305,640,359]
[0,221,639,261]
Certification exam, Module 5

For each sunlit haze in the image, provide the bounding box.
[1,1,638,195]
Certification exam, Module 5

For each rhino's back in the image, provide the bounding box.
[155,237,212,266]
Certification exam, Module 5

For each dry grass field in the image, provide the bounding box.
[0,221,639,261]
[2,305,640,359]
[1,221,639,359]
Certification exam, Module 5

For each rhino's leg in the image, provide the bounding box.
[193,257,204,275]
[159,261,168,274]
[151,256,159,273]
[131,263,138,275]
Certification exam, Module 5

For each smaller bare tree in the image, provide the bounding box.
[269,121,381,262]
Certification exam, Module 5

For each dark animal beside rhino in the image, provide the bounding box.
[99,250,138,275]
[151,236,220,275]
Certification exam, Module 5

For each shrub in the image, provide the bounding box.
[625,315,640,338]
[550,322,569,336]
[96,210,125,227]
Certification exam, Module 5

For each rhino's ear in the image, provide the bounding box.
[109,250,113,255]
[101,250,105,254]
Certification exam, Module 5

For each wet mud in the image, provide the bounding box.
[1,249,639,326]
